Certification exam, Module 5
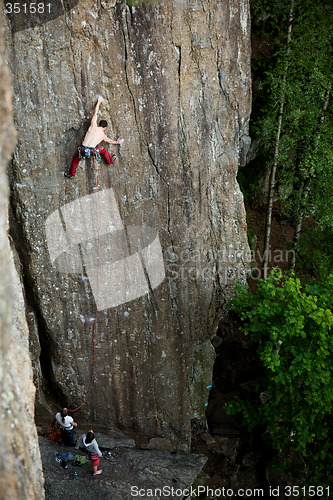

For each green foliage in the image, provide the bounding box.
[227,270,333,483]
[298,225,333,279]
[247,0,333,229]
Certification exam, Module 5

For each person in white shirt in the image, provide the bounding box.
[55,407,77,446]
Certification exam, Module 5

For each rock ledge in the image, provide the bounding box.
[39,434,207,500]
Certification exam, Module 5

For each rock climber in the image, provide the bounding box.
[64,96,123,178]
[75,429,103,475]
[54,407,78,446]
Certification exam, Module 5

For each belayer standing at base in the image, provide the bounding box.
[55,407,78,446]
[65,96,123,178]
[75,430,103,476]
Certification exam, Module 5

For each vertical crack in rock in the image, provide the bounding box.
[175,44,181,92]
[122,6,142,141]
[167,188,174,250]
[8,193,68,405]
[146,144,169,187]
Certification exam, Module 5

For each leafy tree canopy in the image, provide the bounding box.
[227,270,333,484]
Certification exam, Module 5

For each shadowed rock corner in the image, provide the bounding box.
[0,5,44,499]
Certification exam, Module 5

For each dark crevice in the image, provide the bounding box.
[206,314,272,493]
[166,188,174,250]
[121,6,142,142]
[175,44,181,82]
[146,145,169,188]
[8,186,68,407]
[217,64,231,105]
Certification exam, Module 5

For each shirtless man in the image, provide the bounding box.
[65,96,123,178]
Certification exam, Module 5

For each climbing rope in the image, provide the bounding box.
[69,157,101,413]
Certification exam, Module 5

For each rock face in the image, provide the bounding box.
[0,9,44,499]
[5,0,251,450]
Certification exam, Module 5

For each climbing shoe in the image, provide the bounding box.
[111,154,117,164]
[64,172,74,179]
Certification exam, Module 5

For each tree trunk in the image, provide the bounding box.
[262,0,294,279]
[290,84,331,269]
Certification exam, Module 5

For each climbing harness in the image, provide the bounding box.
[78,145,101,162]
[69,156,101,413]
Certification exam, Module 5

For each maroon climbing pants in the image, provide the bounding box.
[68,146,114,177]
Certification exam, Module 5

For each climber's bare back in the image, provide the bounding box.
[82,124,107,148]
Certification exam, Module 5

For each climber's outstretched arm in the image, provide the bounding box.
[91,96,104,126]
[103,136,123,145]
